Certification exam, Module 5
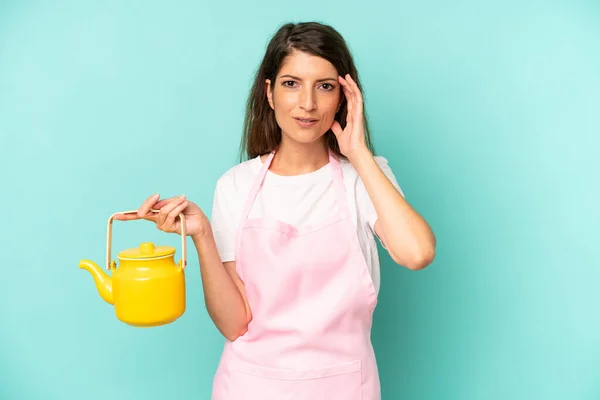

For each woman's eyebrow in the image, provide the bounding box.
[279,74,338,83]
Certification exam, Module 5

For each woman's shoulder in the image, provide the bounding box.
[340,154,404,197]
[216,156,262,191]
[339,155,394,179]
[212,157,261,213]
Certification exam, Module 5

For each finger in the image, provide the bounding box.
[338,75,352,100]
[157,195,186,229]
[330,120,343,137]
[343,75,363,126]
[113,213,141,221]
[113,212,158,224]
[345,74,358,111]
[338,75,350,95]
[148,196,181,224]
[153,197,179,210]
[338,74,348,87]
[340,83,352,113]
[339,77,355,115]
[346,74,363,106]
[138,193,160,218]
[341,87,354,125]
[164,200,188,232]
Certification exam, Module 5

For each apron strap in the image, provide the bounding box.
[234,151,274,276]
[328,151,350,221]
[239,151,274,224]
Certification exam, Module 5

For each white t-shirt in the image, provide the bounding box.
[210,155,405,294]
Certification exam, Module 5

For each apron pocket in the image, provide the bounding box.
[227,358,362,400]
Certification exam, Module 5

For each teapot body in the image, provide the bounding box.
[113,251,185,327]
[79,210,188,327]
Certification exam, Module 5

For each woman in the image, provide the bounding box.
[117,21,435,400]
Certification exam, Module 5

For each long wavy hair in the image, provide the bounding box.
[239,22,375,161]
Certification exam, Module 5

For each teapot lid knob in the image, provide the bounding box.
[117,241,175,260]
[140,242,155,255]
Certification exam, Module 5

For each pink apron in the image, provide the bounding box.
[211,150,381,400]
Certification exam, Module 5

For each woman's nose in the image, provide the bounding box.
[299,88,316,111]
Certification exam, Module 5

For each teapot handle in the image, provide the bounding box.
[105,209,187,271]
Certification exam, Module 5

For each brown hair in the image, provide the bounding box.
[239,22,375,161]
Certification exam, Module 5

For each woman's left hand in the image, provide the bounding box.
[331,74,370,161]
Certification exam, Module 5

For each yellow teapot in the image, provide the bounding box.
[79,210,187,327]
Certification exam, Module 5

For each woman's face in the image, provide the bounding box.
[266,51,342,147]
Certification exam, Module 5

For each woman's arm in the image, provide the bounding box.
[350,149,436,270]
[332,74,436,270]
[193,229,252,341]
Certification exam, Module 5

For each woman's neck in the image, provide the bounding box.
[265,138,329,176]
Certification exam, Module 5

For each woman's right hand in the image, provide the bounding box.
[113,193,211,238]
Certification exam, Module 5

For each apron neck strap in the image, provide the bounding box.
[239,150,275,223]
[328,151,349,220]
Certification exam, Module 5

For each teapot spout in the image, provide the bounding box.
[79,260,113,305]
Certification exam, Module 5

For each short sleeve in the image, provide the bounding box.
[359,156,405,233]
[210,179,237,262]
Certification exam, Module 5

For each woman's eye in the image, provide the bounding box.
[283,80,297,87]
[321,83,335,92]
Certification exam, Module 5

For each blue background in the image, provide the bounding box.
[1,1,599,399]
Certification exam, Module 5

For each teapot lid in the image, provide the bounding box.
[117,242,175,259]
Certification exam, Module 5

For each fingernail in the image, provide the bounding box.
[179,194,186,199]
[153,193,159,199]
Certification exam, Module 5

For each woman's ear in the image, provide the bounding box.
[265,79,274,110]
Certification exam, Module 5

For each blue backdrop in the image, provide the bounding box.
[1,1,598,399]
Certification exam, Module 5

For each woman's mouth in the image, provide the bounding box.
[294,117,319,128]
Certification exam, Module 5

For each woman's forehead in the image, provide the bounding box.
[277,51,337,79]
